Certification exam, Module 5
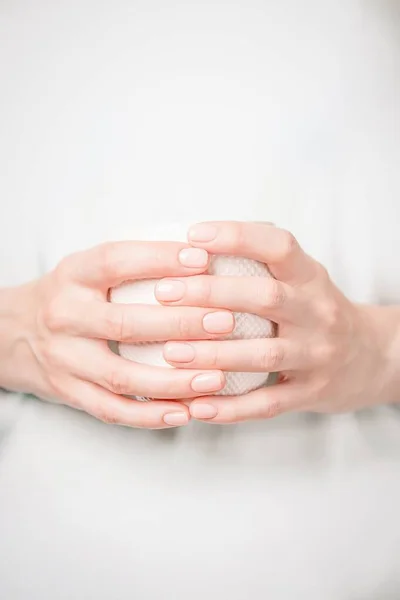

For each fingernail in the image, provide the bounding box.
[164,342,195,363]
[191,372,223,393]
[250,221,275,226]
[190,403,218,419]
[163,412,189,426]
[178,248,209,268]
[203,311,234,334]
[188,224,217,242]
[156,279,186,302]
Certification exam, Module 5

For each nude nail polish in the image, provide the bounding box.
[156,280,186,301]
[190,404,218,419]
[178,248,209,268]
[164,342,195,363]
[203,311,234,334]
[191,372,224,393]
[188,224,217,242]
[163,412,189,426]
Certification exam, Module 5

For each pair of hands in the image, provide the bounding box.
[14,221,394,429]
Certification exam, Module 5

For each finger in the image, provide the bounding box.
[155,274,312,324]
[53,339,226,399]
[47,300,235,342]
[59,241,210,289]
[163,338,307,372]
[62,377,191,429]
[187,221,318,286]
[188,382,305,424]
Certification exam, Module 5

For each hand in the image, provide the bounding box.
[1,241,233,428]
[155,221,400,424]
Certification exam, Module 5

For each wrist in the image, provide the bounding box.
[359,304,400,405]
[0,281,40,393]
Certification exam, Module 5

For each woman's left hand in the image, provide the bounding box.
[155,221,398,424]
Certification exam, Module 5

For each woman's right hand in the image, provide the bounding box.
[2,241,231,428]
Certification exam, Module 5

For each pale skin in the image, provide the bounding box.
[1,221,400,428]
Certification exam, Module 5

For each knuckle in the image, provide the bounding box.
[317,298,340,330]
[262,398,282,419]
[276,229,298,260]
[103,306,130,342]
[193,275,213,305]
[154,243,170,267]
[54,255,74,281]
[161,376,187,398]
[315,263,330,282]
[95,407,121,425]
[258,342,285,371]
[142,412,167,430]
[316,342,338,365]
[105,368,133,396]
[103,306,120,340]
[229,222,247,250]
[42,298,67,332]
[262,279,286,310]
[97,242,122,280]
[172,314,192,339]
[205,343,220,369]
[219,402,239,423]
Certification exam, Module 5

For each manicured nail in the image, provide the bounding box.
[164,342,195,363]
[178,248,209,268]
[188,224,217,242]
[156,280,186,302]
[203,311,234,334]
[250,221,275,226]
[163,412,189,426]
[190,403,218,419]
[191,372,223,393]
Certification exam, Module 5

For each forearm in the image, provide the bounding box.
[0,282,38,393]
